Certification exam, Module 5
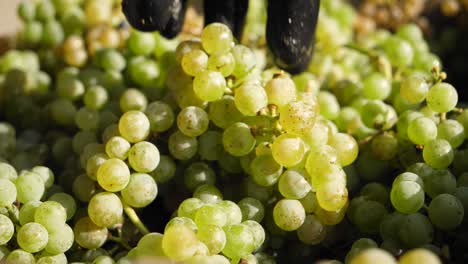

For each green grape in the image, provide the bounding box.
[273,199,306,231]
[119,88,148,112]
[379,212,405,241]
[196,225,226,255]
[0,162,17,181]
[393,172,424,188]
[218,200,242,225]
[136,232,164,257]
[209,96,243,129]
[0,179,16,207]
[396,110,424,140]
[242,220,265,251]
[17,1,36,21]
[456,111,468,138]
[128,141,160,173]
[97,158,130,192]
[165,217,198,232]
[145,101,175,133]
[296,214,326,245]
[150,155,176,183]
[316,180,348,212]
[302,120,329,149]
[162,224,198,261]
[127,31,156,56]
[84,85,108,110]
[223,122,256,157]
[178,198,205,220]
[17,223,48,253]
[72,131,97,155]
[238,197,265,223]
[350,199,387,234]
[207,52,235,77]
[350,248,396,264]
[390,180,424,214]
[19,200,42,226]
[423,139,454,169]
[407,117,437,145]
[428,194,464,230]
[72,174,97,202]
[75,107,100,131]
[305,144,338,177]
[193,184,223,204]
[195,204,227,227]
[118,111,150,143]
[400,74,429,104]
[101,124,120,143]
[5,249,35,264]
[318,91,340,120]
[0,214,14,246]
[34,201,67,231]
[21,21,43,45]
[426,82,458,113]
[407,162,434,180]
[92,256,114,264]
[437,120,465,148]
[300,192,318,214]
[88,192,123,228]
[234,81,268,116]
[371,133,398,161]
[398,213,434,247]
[279,96,319,136]
[37,253,68,264]
[74,217,108,250]
[250,155,283,187]
[399,249,441,264]
[362,72,391,100]
[360,182,389,205]
[97,49,126,72]
[15,171,45,203]
[181,49,208,76]
[49,193,77,221]
[105,136,130,160]
[201,23,233,54]
[424,169,456,198]
[86,153,108,181]
[121,173,157,208]
[455,187,468,214]
[222,224,255,259]
[383,36,414,67]
[45,224,74,254]
[231,45,256,78]
[184,162,216,190]
[360,100,394,129]
[175,40,202,63]
[271,134,306,167]
[168,130,198,160]
[278,169,311,199]
[458,173,468,187]
[264,76,297,108]
[193,70,226,102]
[177,106,209,137]
[328,132,359,166]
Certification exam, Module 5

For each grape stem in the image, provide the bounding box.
[123,204,150,235]
[108,234,132,251]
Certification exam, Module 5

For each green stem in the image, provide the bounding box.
[108,235,132,251]
[123,204,150,235]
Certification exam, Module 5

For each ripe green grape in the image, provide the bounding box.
[183,162,216,191]
[19,200,42,226]
[145,101,175,133]
[118,111,150,143]
[0,162,17,181]
[218,200,242,226]
[371,133,399,161]
[428,194,464,230]
[208,96,243,129]
[424,169,456,198]
[48,193,77,221]
[84,85,108,110]
[165,217,198,233]
[278,169,311,199]
[398,213,434,248]
[250,155,283,187]
[45,224,74,254]
[243,220,265,251]
[300,192,318,214]
[73,217,108,250]
[135,232,164,257]
[437,120,465,148]
[162,224,198,261]
[75,107,100,131]
[150,155,176,183]
[195,204,227,227]
[350,248,396,264]
[5,249,35,264]
[234,81,268,116]
[121,173,158,208]
[119,88,147,112]
[390,180,425,214]
[296,214,326,245]
[201,23,233,54]
[273,199,306,231]
[383,36,414,68]
[34,201,67,231]
[222,224,255,259]
[328,132,359,166]
[0,214,14,246]
[393,172,424,188]
[128,141,160,173]
[105,136,130,160]
[168,130,198,160]
[238,197,265,223]
[181,49,208,76]
[127,31,155,56]
[316,180,348,212]
[223,122,256,157]
[15,171,45,203]
[86,153,108,181]
[72,174,98,202]
[196,225,226,255]
[362,72,391,100]
[305,144,339,176]
[423,139,454,169]
[426,82,458,113]
[231,45,256,78]
[97,158,131,192]
[399,249,442,264]
[88,192,123,228]
[271,134,306,167]
[31,166,55,189]
[279,97,319,136]
[207,52,235,77]
[175,40,202,63]
[0,179,16,207]
[17,223,49,253]
[351,200,386,234]
[193,70,226,102]
[302,120,329,148]
[400,74,429,104]
[177,106,209,137]
[178,198,205,220]
[193,184,223,204]
[265,76,297,108]
[407,116,437,145]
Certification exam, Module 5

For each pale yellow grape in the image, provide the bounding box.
[162,224,199,261]
[234,81,268,116]
[73,217,108,250]
[350,248,396,264]
[118,111,150,143]
[196,225,226,255]
[218,200,242,225]
[222,224,256,259]
[278,169,312,199]
[31,166,55,189]
[121,173,158,208]
[315,203,348,225]
[222,122,256,157]
[0,214,14,245]
[34,201,67,232]
[15,171,45,203]
[177,106,209,137]
[136,232,165,257]
[302,120,329,148]
[195,204,227,227]
[398,249,441,264]
[265,76,297,107]
[316,180,348,212]
[328,133,359,166]
[86,153,108,181]
[17,223,48,253]
[273,199,306,231]
[242,220,265,250]
[128,141,160,173]
[201,23,233,54]
[175,40,202,63]
[0,178,16,207]
[279,96,319,136]
[105,136,131,160]
[45,224,74,255]
[97,158,130,192]
[207,52,235,77]
[88,192,123,228]
[305,145,339,177]
[193,70,226,102]
[310,163,347,191]
[271,133,306,167]
[181,49,208,76]
[165,217,198,232]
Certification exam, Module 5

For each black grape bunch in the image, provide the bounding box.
[121,0,320,74]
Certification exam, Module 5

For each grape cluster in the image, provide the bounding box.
[0,0,467,263]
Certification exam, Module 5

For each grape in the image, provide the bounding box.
[15,171,45,203]
[207,52,235,77]
[105,136,130,160]
[424,169,457,198]
[97,158,130,192]
[353,200,387,234]
[349,248,396,264]
[150,155,176,184]
[183,162,216,191]
[88,192,123,228]
[371,133,399,161]
[398,213,434,247]
[223,122,256,157]
[0,179,16,207]
[128,141,160,173]
[48,192,77,221]
[5,249,35,264]
[400,74,429,105]
[273,199,306,231]
[195,204,227,227]
[428,194,464,230]
[31,166,55,189]
[250,155,283,187]
[127,31,155,56]
[201,23,233,54]
[278,169,311,199]
[0,214,14,246]
[316,180,348,212]
[393,172,424,188]
[279,97,319,136]
[72,174,97,202]
[399,249,441,264]
[238,197,265,223]
[84,85,108,110]
[74,217,108,249]
[145,101,175,133]
[193,184,223,204]
[86,153,108,181]
[328,132,359,166]
[265,76,297,108]
[181,49,208,77]
[437,120,465,148]
[136,232,164,257]
[177,106,209,137]
[119,88,147,112]
[360,182,389,205]
[222,224,255,259]
[407,117,437,145]
[209,96,243,129]
[118,111,150,143]
[17,223,49,253]
[231,45,256,78]
[390,180,425,214]
[19,200,42,226]
[423,139,454,169]
[426,82,458,113]
[196,225,226,255]
[234,81,268,116]
[168,131,198,160]
[318,91,340,120]
[305,145,339,176]
[0,162,17,181]
[34,201,67,231]
[302,120,329,148]
[162,224,198,261]
[362,72,391,100]
[165,217,198,232]
[121,173,158,208]
[193,71,226,102]
[383,36,414,68]
[243,220,265,250]
[296,214,326,245]
[45,224,74,254]
[178,198,205,220]
[271,134,306,167]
